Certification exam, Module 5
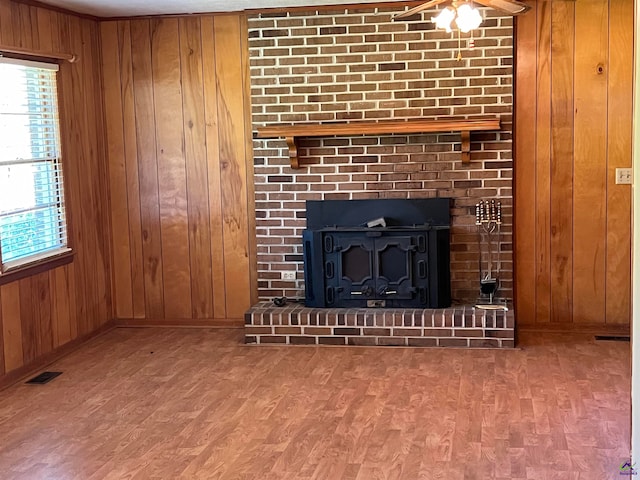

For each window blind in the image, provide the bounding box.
[0,57,69,271]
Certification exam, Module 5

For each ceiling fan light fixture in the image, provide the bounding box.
[431,6,456,33]
[455,3,483,33]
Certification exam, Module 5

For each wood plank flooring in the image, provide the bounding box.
[0,328,630,479]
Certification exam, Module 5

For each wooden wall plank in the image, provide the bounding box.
[27,5,40,49]
[179,17,214,319]
[130,19,165,319]
[101,21,134,319]
[605,0,633,325]
[26,6,40,48]
[50,267,72,347]
[48,11,62,53]
[19,273,53,363]
[0,0,15,44]
[514,3,537,325]
[55,9,71,57]
[35,7,52,50]
[48,269,60,349]
[151,18,192,319]
[214,15,252,320]
[201,16,227,320]
[65,264,78,341]
[88,18,112,329]
[66,15,90,335]
[548,0,574,324]
[13,3,35,49]
[1,282,23,372]
[118,21,146,319]
[19,277,36,363]
[54,15,81,336]
[80,18,109,331]
[34,272,53,357]
[240,15,258,307]
[572,0,608,324]
[534,1,552,324]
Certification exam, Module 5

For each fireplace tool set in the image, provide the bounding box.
[475,199,507,310]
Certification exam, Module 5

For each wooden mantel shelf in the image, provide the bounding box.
[257,117,501,168]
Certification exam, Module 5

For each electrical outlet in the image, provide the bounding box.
[615,168,633,185]
[281,271,296,280]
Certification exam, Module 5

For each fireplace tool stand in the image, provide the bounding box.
[475,199,507,311]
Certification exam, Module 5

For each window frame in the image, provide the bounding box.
[0,54,74,285]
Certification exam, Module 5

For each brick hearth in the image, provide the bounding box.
[245,302,514,348]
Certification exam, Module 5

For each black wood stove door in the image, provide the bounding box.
[331,237,375,303]
[375,237,414,299]
[325,233,418,304]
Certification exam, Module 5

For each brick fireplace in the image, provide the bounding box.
[245,5,515,347]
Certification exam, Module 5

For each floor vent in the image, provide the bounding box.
[26,371,62,385]
[594,335,630,342]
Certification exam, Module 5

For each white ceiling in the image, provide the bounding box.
[37,0,408,18]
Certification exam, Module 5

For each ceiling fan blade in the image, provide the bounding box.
[393,0,449,20]
[473,0,532,15]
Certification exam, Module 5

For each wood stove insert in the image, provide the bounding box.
[303,199,451,309]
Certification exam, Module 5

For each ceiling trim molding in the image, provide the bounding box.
[13,0,100,21]
[102,10,245,22]
[102,2,423,22]
[15,0,427,22]
[244,1,424,15]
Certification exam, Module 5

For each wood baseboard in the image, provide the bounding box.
[517,322,630,335]
[114,318,244,328]
[0,320,116,392]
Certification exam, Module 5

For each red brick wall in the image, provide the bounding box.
[248,5,513,304]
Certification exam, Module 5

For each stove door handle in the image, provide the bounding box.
[418,260,427,278]
[377,284,397,296]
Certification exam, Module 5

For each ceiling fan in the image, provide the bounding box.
[394,0,531,20]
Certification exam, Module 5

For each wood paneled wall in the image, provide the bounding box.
[100,15,256,325]
[515,0,633,330]
[0,0,112,384]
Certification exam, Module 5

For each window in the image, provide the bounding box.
[0,57,69,273]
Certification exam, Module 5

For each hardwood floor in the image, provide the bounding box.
[0,328,630,479]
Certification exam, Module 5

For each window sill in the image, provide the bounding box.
[0,250,74,286]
